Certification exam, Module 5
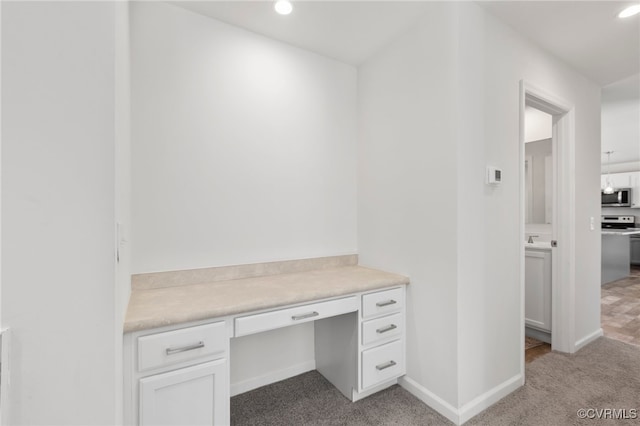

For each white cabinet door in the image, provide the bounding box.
[139,359,228,426]
[602,172,634,190]
[525,250,552,332]
[629,172,640,208]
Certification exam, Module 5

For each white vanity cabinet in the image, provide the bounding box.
[525,249,552,332]
[124,320,230,426]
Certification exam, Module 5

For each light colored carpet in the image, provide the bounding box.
[231,337,640,425]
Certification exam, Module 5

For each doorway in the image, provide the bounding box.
[523,104,553,358]
[519,81,576,373]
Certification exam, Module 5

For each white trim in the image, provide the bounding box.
[518,81,527,392]
[351,379,397,402]
[398,373,523,426]
[398,376,460,425]
[458,373,523,425]
[230,360,315,397]
[573,328,603,352]
[520,81,576,356]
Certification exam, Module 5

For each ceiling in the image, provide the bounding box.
[170,1,433,66]
[172,1,640,86]
[480,1,640,86]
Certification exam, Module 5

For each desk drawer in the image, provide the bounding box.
[235,296,359,337]
[362,287,404,319]
[361,339,403,389]
[362,313,402,346]
[138,321,227,372]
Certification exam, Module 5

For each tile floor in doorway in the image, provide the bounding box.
[601,265,640,346]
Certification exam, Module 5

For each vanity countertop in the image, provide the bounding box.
[124,265,409,333]
[524,242,552,250]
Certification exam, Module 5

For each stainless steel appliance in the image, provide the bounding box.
[601,188,631,207]
[601,215,636,229]
[601,215,640,283]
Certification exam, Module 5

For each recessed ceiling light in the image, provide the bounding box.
[618,4,640,18]
[275,0,293,15]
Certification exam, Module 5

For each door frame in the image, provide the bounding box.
[519,80,576,372]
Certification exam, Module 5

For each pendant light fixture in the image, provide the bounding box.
[603,151,615,194]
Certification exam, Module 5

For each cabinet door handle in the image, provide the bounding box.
[291,311,319,321]
[165,341,205,355]
[376,324,398,334]
[376,300,397,307]
[375,360,397,371]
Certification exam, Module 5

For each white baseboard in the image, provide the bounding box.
[230,360,315,397]
[398,376,460,424]
[458,373,522,424]
[1,329,11,426]
[573,328,603,353]
[399,373,523,425]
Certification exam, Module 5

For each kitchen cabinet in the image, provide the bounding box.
[601,171,640,208]
[525,249,552,332]
[631,172,640,208]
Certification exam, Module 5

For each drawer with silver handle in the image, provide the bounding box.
[137,321,227,372]
[361,313,402,346]
[361,287,404,319]
[361,339,404,389]
[234,296,359,337]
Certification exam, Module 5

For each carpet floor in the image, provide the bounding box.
[231,337,640,425]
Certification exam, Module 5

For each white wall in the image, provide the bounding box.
[359,2,601,422]
[358,2,460,408]
[1,2,117,424]
[114,1,131,422]
[457,1,601,409]
[131,3,357,274]
[601,74,640,166]
[524,106,552,142]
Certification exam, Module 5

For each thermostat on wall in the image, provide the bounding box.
[487,166,502,185]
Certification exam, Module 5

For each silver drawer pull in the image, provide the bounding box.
[165,341,205,355]
[375,360,397,371]
[376,300,397,307]
[291,311,319,321]
[376,324,398,334]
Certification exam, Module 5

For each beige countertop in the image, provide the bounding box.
[124,265,409,333]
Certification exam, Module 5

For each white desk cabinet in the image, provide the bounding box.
[124,285,407,425]
[525,250,552,332]
[139,359,227,426]
[124,320,230,426]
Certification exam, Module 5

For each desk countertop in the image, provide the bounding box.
[124,265,409,333]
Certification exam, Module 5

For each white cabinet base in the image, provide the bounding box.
[140,359,228,426]
[525,249,552,332]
